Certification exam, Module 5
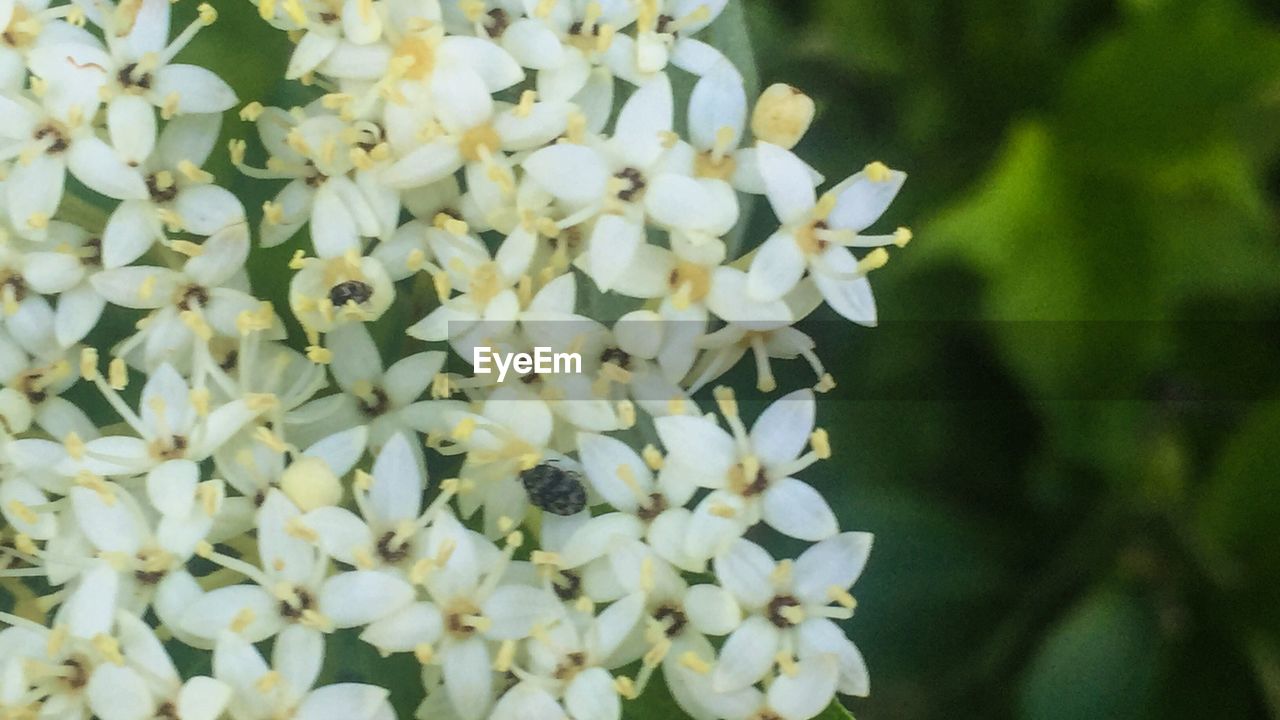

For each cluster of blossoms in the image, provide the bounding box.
[0,0,909,718]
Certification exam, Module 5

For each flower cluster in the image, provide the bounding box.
[0,0,907,719]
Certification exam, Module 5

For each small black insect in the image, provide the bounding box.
[328,280,373,307]
[520,461,587,516]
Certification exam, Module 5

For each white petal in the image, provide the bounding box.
[141,363,193,434]
[174,184,245,235]
[797,618,870,697]
[6,154,64,232]
[304,426,368,476]
[258,490,317,585]
[152,64,237,114]
[55,284,106,347]
[368,432,423,524]
[689,62,746,151]
[311,181,361,258]
[566,668,620,720]
[341,0,382,44]
[146,459,198,517]
[829,166,907,232]
[320,570,415,628]
[300,507,373,566]
[522,144,607,205]
[121,0,169,58]
[64,562,119,638]
[577,432,651,512]
[21,251,83,294]
[176,677,233,720]
[183,586,281,643]
[103,199,162,268]
[443,638,492,720]
[296,683,389,720]
[613,74,673,167]
[212,630,269,693]
[359,601,443,652]
[812,245,877,326]
[793,532,873,605]
[156,113,221,168]
[712,616,780,692]
[644,175,738,235]
[431,65,494,134]
[757,142,817,225]
[90,266,181,309]
[750,389,815,466]
[558,513,644,569]
[762,478,837,542]
[481,585,562,640]
[381,139,464,188]
[67,136,148,200]
[287,31,339,79]
[714,538,776,609]
[501,19,565,69]
[684,584,742,637]
[767,656,839,720]
[684,492,748,563]
[273,625,324,695]
[654,414,735,472]
[185,223,249,286]
[491,683,563,720]
[70,486,143,555]
[87,664,153,720]
[437,35,525,91]
[107,95,157,165]
[707,267,794,328]
[747,231,807,302]
[585,214,642,292]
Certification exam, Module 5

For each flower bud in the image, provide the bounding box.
[752,83,816,149]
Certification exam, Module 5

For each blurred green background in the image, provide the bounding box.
[739,0,1280,718]
[164,0,1280,717]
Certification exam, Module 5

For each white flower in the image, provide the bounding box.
[0,325,96,439]
[747,142,909,325]
[655,387,837,559]
[89,612,233,720]
[684,655,841,720]
[288,250,395,334]
[688,323,831,395]
[495,592,645,720]
[577,431,701,570]
[297,431,452,572]
[91,225,274,373]
[380,63,570,190]
[62,474,227,637]
[711,534,872,696]
[288,323,443,454]
[101,113,245,268]
[179,489,415,644]
[0,88,143,239]
[248,107,398,252]
[214,626,394,720]
[364,511,563,720]
[65,0,235,117]
[63,361,263,477]
[405,225,537,352]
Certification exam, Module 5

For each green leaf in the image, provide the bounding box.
[1018,590,1160,720]
[1196,397,1280,634]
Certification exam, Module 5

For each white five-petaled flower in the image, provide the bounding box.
[747,142,909,326]
[711,534,872,697]
[654,387,837,559]
[214,626,395,720]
